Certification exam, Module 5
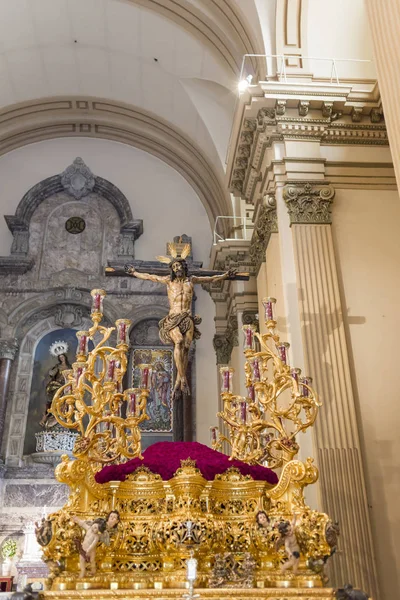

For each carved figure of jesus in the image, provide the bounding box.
[125,258,234,396]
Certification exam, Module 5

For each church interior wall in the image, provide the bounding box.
[194,288,218,445]
[264,234,286,339]
[0,136,222,572]
[306,0,376,80]
[0,1,396,596]
[332,187,400,596]
[0,136,218,438]
[0,137,213,264]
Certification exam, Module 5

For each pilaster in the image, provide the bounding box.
[225,78,390,599]
[0,338,19,454]
[282,181,378,598]
[366,0,400,188]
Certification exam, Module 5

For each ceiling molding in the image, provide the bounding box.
[0,97,231,226]
[126,0,264,75]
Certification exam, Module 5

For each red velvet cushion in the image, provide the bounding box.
[95,441,278,485]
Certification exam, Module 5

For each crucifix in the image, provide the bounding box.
[105,240,249,401]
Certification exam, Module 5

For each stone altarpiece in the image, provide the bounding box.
[0,159,197,566]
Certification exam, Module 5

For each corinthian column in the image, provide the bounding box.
[0,338,19,453]
[282,182,379,598]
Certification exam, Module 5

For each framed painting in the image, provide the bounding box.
[132,348,174,433]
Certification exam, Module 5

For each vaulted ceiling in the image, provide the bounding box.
[0,0,268,220]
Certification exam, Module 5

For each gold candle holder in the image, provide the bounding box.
[115,318,131,346]
[219,366,234,393]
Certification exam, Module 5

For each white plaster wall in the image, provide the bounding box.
[332,188,400,598]
[0,136,218,444]
[306,0,377,80]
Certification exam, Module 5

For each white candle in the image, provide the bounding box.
[187,557,197,581]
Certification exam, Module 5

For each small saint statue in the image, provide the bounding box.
[40,341,72,428]
[125,241,235,397]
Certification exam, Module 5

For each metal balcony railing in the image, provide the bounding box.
[213,216,251,245]
[240,53,374,87]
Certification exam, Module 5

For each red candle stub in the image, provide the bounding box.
[107,360,115,380]
[252,358,260,381]
[266,302,273,320]
[277,342,290,365]
[246,328,253,348]
[93,294,101,310]
[247,385,255,401]
[119,322,126,342]
[262,297,276,322]
[75,366,83,386]
[78,335,87,355]
[223,370,230,391]
[142,368,149,388]
[240,401,247,422]
[128,392,136,415]
[291,368,301,383]
[301,376,312,397]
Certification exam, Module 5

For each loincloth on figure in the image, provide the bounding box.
[159,311,202,345]
[74,537,89,562]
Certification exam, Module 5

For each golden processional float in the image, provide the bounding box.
[37,290,341,599]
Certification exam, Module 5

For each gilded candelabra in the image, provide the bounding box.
[50,289,150,464]
[38,292,340,599]
[211,298,321,468]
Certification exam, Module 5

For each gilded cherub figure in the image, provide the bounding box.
[276,517,301,574]
[72,516,107,578]
[35,517,53,547]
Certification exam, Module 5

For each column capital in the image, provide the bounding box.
[213,334,233,366]
[213,317,238,365]
[283,182,335,225]
[0,338,19,361]
[242,310,259,330]
[250,193,278,272]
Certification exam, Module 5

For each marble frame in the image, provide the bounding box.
[4,309,93,466]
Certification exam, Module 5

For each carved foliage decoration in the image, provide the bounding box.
[60,157,95,199]
[283,183,335,225]
[231,118,257,195]
[249,194,278,271]
[213,317,238,365]
[0,338,19,361]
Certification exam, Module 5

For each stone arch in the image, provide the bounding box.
[4,310,93,465]
[129,305,168,329]
[4,297,119,465]
[3,157,143,268]
[0,98,230,228]
[8,289,119,341]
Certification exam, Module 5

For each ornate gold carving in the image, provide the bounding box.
[40,295,338,596]
[214,323,320,469]
[50,290,148,465]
